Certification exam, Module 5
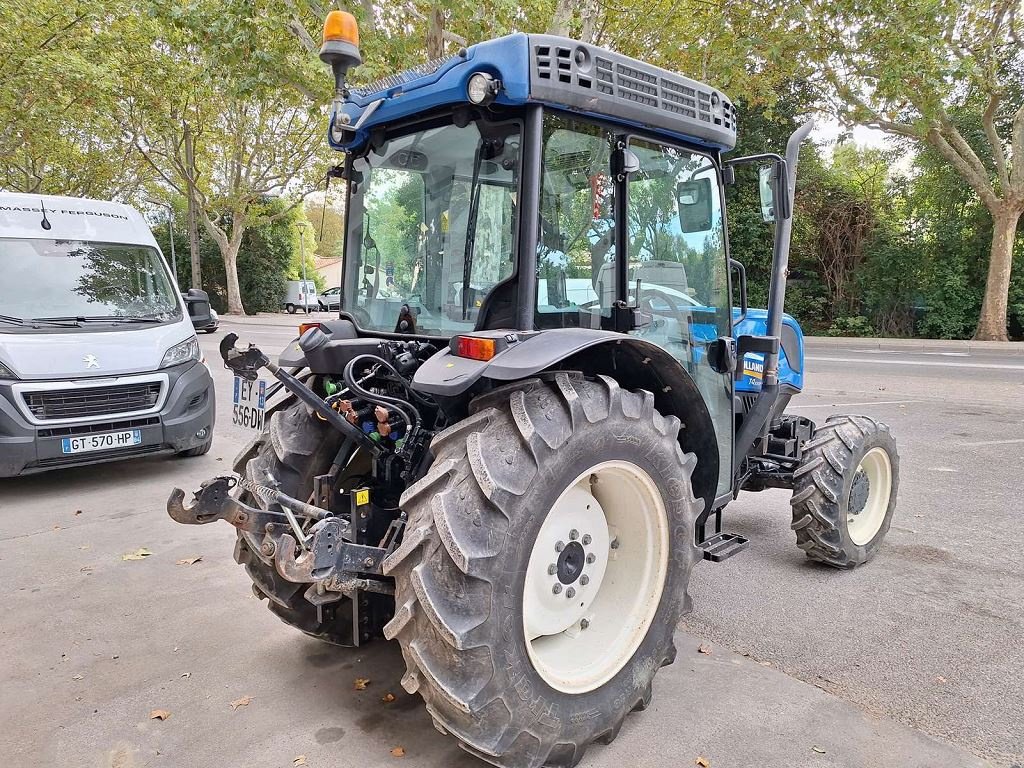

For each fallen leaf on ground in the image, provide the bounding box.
[122,548,153,561]
[80,565,94,573]
[175,556,203,566]
[293,756,307,766]
[149,709,171,720]
[381,692,396,703]
[74,510,83,515]
[72,674,83,681]
[78,545,90,551]
[53,524,61,531]
[811,746,826,754]
[229,696,254,710]
[696,757,711,767]
[354,678,370,690]
[390,747,405,758]
[697,644,712,655]
[180,672,191,679]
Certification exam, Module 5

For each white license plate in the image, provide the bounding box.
[61,430,142,454]
[232,376,267,431]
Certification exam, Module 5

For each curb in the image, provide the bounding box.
[804,336,1024,355]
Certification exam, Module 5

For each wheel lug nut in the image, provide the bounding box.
[555,541,565,552]
[580,575,589,585]
[580,618,590,630]
[565,587,576,599]
[610,538,620,550]
[547,564,557,575]
[586,553,596,564]
[552,584,562,594]
[582,534,592,545]
[569,529,579,540]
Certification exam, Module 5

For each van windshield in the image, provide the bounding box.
[0,238,181,328]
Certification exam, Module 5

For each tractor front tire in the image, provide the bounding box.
[232,399,355,644]
[790,414,899,568]
[383,374,701,768]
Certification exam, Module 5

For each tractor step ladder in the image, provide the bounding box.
[698,531,750,562]
[697,507,749,562]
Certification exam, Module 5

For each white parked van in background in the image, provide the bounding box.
[282,280,318,313]
[0,193,215,477]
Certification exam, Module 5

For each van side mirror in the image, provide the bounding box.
[677,178,713,232]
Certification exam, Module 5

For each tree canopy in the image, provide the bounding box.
[0,0,1020,336]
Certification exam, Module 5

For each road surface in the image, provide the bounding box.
[1,317,1020,767]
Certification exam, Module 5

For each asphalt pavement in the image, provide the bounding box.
[1,316,1021,767]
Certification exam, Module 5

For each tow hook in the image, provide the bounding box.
[167,474,394,585]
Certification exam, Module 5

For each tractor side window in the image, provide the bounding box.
[627,137,733,494]
[535,115,617,329]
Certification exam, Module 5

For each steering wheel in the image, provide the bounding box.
[637,287,692,348]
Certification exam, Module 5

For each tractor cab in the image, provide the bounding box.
[322,26,808,508]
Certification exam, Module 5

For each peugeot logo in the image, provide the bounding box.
[83,354,99,369]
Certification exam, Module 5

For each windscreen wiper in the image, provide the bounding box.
[84,315,164,324]
[33,315,162,324]
[0,314,25,326]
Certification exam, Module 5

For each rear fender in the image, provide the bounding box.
[413,329,720,509]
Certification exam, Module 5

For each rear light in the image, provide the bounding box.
[454,335,497,361]
[299,322,322,337]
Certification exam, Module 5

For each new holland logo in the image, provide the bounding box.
[83,354,100,369]
[742,356,764,379]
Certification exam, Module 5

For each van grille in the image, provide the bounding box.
[23,383,162,421]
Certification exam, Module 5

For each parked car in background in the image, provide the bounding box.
[282,280,318,313]
[182,288,219,333]
[318,286,341,311]
[0,192,216,477]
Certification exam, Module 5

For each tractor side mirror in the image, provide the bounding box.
[758,162,791,223]
[758,166,775,222]
[677,178,713,233]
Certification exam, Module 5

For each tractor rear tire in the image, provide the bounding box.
[382,374,701,768]
[790,414,899,568]
[232,399,355,644]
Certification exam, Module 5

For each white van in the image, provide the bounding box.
[0,193,215,477]
[282,280,318,313]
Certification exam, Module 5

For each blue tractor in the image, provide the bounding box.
[170,13,900,767]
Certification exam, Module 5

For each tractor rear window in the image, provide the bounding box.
[342,117,520,336]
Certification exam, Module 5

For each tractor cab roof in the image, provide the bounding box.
[331,33,737,154]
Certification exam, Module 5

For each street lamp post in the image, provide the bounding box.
[297,220,311,314]
[148,199,179,285]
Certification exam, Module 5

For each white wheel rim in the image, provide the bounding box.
[522,460,669,694]
[847,446,892,546]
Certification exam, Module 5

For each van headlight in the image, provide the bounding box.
[0,360,17,379]
[161,337,201,369]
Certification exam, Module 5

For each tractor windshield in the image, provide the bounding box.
[342,116,521,335]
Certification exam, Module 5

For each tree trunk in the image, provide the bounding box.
[222,234,246,315]
[548,0,573,36]
[974,204,1022,341]
[183,125,202,290]
[426,4,444,59]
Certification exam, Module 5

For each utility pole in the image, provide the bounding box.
[148,199,178,286]
[183,123,202,290]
